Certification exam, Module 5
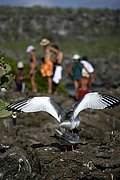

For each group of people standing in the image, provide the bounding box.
[14,38,94,100]
[14,39,94,100]
[14,39,94,99]
[14,38,63,95]
[40,38,63,95]
[68,54,94,100]
[15,45,38,94]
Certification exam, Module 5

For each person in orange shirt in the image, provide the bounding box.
[40,38,60,94]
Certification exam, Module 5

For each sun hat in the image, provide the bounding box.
[40,38,50,46]
[17,61,24,69]
[26,45,35,53]
[72,54,80,60]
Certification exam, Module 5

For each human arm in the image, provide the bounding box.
[49,46,63,64]
[57,52,63,65]
[49,46,59,56]
[30,52,37,75]
[67,63,72,77]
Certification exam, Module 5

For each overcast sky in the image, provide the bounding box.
[0,0,120,9]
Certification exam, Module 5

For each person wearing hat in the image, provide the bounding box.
[51,44,64,95]
[14,61,26,92]
[77,55,94,100]
[40,38,50,47]
[80,55,95,89]
[77,69,90,100]
[68,54,84,99]
[40,38,59,94]
[26,45,37,93]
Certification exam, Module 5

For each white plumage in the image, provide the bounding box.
[6,92,120,130]
[73,92,118,118]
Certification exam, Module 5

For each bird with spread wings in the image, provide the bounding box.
[6,92,120,131]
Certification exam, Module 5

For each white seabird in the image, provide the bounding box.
[6,92,120,131]
[53,129,80,145]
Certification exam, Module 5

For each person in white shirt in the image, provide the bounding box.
[80,56,95,89]
[52,44,64,95]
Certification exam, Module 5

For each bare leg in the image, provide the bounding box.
[74,80,79,99]
[54,84,59,95]
[31,73,37,93]
[48,77,52,94]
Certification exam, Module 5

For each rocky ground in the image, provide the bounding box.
[0,84,120,180]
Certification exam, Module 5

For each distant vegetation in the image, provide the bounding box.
[0,52,66,94]
[0,6,119,93]
[0,6,119,60]
[0,53,13,118]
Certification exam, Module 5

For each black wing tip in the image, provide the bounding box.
[5,106,22,112]
[5,105,13,111]
[5,98,29,112]
[101,93,120,109]
[101,93,120,100]
[105,102,120,109]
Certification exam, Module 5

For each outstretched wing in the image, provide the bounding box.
[6,96,64,122]
[73,92,120,118]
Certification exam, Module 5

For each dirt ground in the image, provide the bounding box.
[0,86,120,180]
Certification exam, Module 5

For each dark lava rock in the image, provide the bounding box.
[0,89,120,179]
[0,146,31,180]
[0,131,120,180]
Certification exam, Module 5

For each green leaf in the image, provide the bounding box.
[0,101,12,118]
[4,63,11,73]
[0,67,5,78]
[0,74,13,88]
[0,99,5,111]
[0,109,12,118]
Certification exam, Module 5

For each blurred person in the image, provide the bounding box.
[77,70,90,100]
[26,45,37,93]
[52,44,64,95]
[40,38,60,94]
[68,54,83,99]
[14,61,26,93]
[81,55,95,89]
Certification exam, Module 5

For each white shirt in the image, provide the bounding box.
[81,60,94,73]
[53,66,62,84]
